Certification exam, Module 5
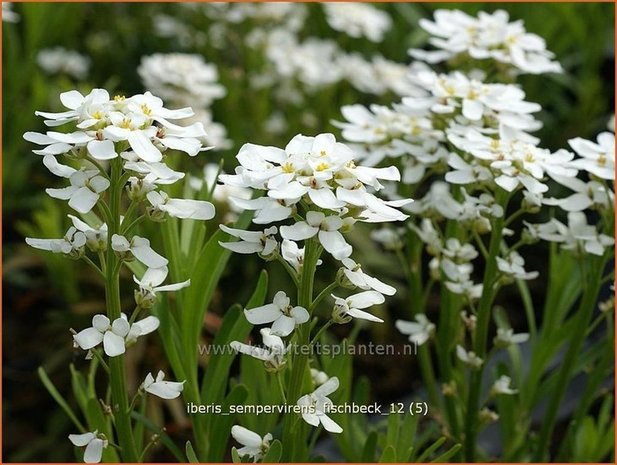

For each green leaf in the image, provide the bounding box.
[186,441,199,463]
[431,443,462,463]
[129,411,185,462]
[38,366,86,432]
[262,439,283,463]
[207,384,249,462]
[379,445,397,463]
[231,447,242,463]
[416,437,446,463]
[201,270,269,403]
[361,431,379,462]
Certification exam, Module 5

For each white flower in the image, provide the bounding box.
[37,47,90,79]
[230,328,288,372]
[142,370,185,399]
[244,291,309,337]
[496,251,538,280]
[322,3,391,42]
[409,9,562,75]
[456,345,484,369]
[297,376,343,433]
[26,226,86,257]
[231,425,272,462]
[73,315,131,357]
[138,54,226,108]
[125,315,160,346]
[33,88,112,128]
[370,227,404,251]
[491,375,518,395]
[340,258,396,295]
[2,3,19,23]
[111,234,168,268]
[46,170,110,214]
[395,314,435,346]
[146,191,215,220]
[68,215,107,252]
[219,225,278,257]
[526,212,614,256]
[331,291,385,323]
[311,368,330,386]
[442,259,483,300]
[494,328,529,348]
[568,132,614,180]
[280,212,352,260]
[544,175,613,212]
[442,238,479,263]
[68,431,108,463]
[133,266,190,308]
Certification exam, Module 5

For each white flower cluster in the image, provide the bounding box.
[24,89,219,461]
[322,3,392,42]
[37,47,91,80]
[409,9,563,75]
[223,133,408,437]
[138,53,230,149]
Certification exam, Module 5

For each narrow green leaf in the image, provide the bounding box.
[186,440,199,463]
[379,445,397,463]
[38,366,86,432]
[431,443,462,463]
[361,431,378,462]
[415,436,446,463]
[262,439,283,463]
[207,384,249,462]
[129,411,185,462]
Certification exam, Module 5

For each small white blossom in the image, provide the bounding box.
[456,345,484,369]
[73,314,131,357]
[111,234,168,268]
[395,314,435,346]
[280,212,352,260]
[496,251,538,281]
[340,258,396,295]
[146,191,215,220]
[26,226,86,257]
[142,370,185,399]
[244,291,309,337]
[491,375,518,395]
[231,425,272,462]
[494,328,530,348]
[219,225,278,258]
[231,328,288,372]
[68,431,108,463]
[331,291,385,323]
[322,3,392,42]
[568,132,614,180]
[133,266,190,309]
[297,376,343,433]
[37,47,90,80]
[46,170,110,214]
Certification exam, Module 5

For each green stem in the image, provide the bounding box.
[310,282,339,312]
[533,256,606,461]
[105,159,139,462]
[282,238,319,461]
[310,319,334,345]
[464,190,509,461]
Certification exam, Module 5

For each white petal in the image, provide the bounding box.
[315,376,339,397]
[111,318,130,337]
[111,234,130,252]
[146,380,185,399]
[271,315,296,337]
[68,187,99,214]
[69,432,96,447]
[128,131,162,162]
[348,290,385,309]
[308,188,345,209]
[319,414,343,434]
[244,304,281,325]
[139,266,169,288]
[219,241,264,254]
[83,438,105,463]
[462,99,484,120]
[291,306,310,324]
[161,199,215,220]
[132,316,160,336]
[132,240,168,268]
[60,90,85,110]
[92,314,110,332]
[46,185,79,200]
[43,154,76,178]
[318,230,352,259]
[280,222,318,241]
[73,328,104,350]
[103,331,126,357]
[232,426,263,448]
[87,140,117,160]
[346,308,384,323]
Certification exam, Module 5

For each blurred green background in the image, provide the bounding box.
[2,2,614,461]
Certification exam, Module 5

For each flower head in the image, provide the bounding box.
[142,370,185,399]
[68,431,108,463]
[297,376,343,433]
[244,291,309,337]
[231,425,272,462]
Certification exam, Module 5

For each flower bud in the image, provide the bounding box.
[134,288,156,310]
[332,304,352,325]
[335,268,356,290]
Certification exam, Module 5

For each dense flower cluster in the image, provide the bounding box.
[409,9,563,75]
[139,53,230,149]
[24,89,217,462]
